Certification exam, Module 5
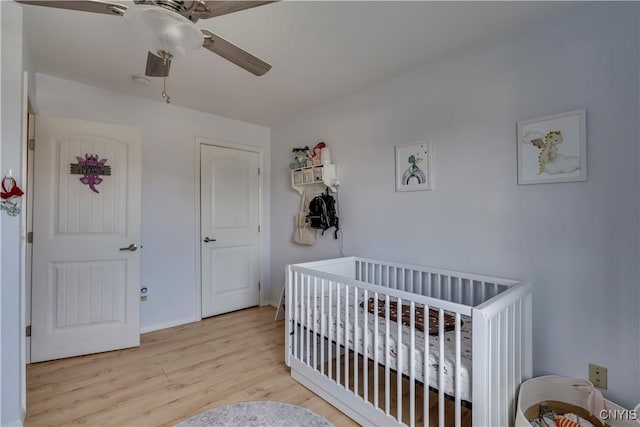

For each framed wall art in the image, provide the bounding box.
[517,109,586,185]
[395,141,432,192]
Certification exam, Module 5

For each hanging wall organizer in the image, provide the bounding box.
[0,171,24,216]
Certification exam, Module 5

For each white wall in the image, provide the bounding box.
[271,3,640,408]
[1,2,26,425]
[34,74,271,332]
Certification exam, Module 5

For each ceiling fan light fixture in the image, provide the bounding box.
[131,74,151,86]
[125,4,203,58]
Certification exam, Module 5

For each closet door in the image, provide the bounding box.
[200,144,260,317]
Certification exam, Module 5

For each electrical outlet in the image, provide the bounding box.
[589,363,607,389]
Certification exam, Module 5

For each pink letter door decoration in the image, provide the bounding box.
[70,154,111,193]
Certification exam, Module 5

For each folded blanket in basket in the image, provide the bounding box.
[360,297,460,335]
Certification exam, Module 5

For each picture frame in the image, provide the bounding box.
[395,141,432,192]
[517,109,587,185]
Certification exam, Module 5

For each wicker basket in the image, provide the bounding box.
[515,376,638,427]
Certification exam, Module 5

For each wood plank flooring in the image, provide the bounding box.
[25,306,357,427]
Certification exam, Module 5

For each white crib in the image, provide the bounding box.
[285,257,532,427]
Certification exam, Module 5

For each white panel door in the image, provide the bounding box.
[201,144,260,317]
[31,115,142,362]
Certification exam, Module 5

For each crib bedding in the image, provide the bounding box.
[296,292,473,403]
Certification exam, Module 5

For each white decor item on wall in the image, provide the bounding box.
[517,109,587,185]
[395,141,432,192]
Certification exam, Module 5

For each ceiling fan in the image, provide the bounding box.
[16,0,276,80]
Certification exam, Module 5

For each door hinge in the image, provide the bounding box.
[27,231,33,243]
[26,325,31,337]
[258,282,261,290]
[258,225,261,233]
[28,139,35,150]
[258,167,261,176]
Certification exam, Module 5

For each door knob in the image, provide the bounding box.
[119,244,138,252]
[203,237,217,243]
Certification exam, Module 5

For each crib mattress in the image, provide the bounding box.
[295,293,473,403]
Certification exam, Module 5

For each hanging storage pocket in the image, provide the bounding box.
[293,191,316,245]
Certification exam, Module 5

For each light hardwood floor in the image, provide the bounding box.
[25,306,358,427]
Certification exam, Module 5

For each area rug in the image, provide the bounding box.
[176,401,334,427]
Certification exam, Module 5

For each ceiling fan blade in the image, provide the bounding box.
[195,1,277,19]
[145,51,171,77]
[201,29,271,76]
[15,0,127,16]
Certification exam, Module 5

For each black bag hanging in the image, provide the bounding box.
[306,188,339,239]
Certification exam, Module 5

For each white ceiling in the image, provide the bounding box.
[22,1,574,126]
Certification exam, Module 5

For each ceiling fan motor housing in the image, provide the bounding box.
[134,0,207,23]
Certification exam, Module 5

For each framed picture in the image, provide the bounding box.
[517,109,586,185]
[395,141,432,192]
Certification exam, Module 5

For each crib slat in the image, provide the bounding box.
[396,296,402,423]
[363,288,369,403]
[306,276,311,366]
[508,303,515,424]
[424,303,429,427]
[301,274,306,363]
[328,281,333,381]
[301,275,305,364]
[482,281,486,303]
[320,279,325,375]
[336,282,341,385]
[502,306,509,425]
[353,286,359,396]
[515,299,522,402]
[313,277,318,369]
[439,308,445,427]
[364,261,369,283]
[455,312,461,427]
[385,294,390,416]
[387,265,391,289]
[373,291,379,408]
[492,311,501,424]
[409,300,415,427]
[345,283,350,391]
[293,272,298,361]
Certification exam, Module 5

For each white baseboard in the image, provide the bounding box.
[140,316,199,334]
[4,418,23,427]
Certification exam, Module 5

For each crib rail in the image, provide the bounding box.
[287,265,472,426]
[285,258,531,427]
[354,257,518,307]
[472,284,533,427]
